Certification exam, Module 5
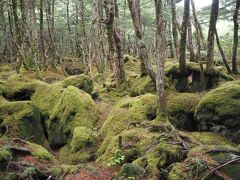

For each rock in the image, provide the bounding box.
[97,94,157,156]
[0,148,11,171]
[0,97,46,144]
[167,92,202,131]
[48,86,98,148]
[169,145,240,180]
[62,75,93,94]
[70,126,95,152]
[117,163,144,178]
[195,81,240,143]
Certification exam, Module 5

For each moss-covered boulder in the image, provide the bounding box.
[0,148,12,171]
[61,75,93,94]
[98,94,157,155]
[70,126,95,152]
[195,81,240,143]
[167,92,202,131]
[0,97,46,144]
[129,76,155,96]
[169,145,240,180]
[48,86,98,148]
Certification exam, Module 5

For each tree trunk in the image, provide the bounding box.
[215,29,232,74]
[170,0,180,59]
[104,0,125,85]
[155,0,167,115]
[232,0,240,74]
[40,0,47,69]
[206,0,219,71]
[179,0,190,74]
[187,19,195,62]
[127,0,156,82]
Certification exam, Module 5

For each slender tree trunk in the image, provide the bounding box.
[187,19,195,62]
[206,0,219,71]
[155,0,167,115]
[191,0,205,57]
[104,0,125,85]
[179,0,190,73]
[215,29,232,74]
[232,0,240,74]
[127,0,156,82]
[40,0,47,69]
[170,0,179,59]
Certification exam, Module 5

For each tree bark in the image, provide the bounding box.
[127,0,156,82]
[179,0,190,74]
[170,0,180,59]
[215,29,232,74]
[155,0,167,115]
[206,0,219,71]
[40,0,47,69]
[232,0,240,74]
[187,19,195,62]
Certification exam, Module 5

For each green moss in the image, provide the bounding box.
[59,144,91,164]
[46,164,79,178]
[195,81,240,143]
[61,75,93,94]
[27,142,53,161]
[48,86,98,148]
[168,163,187,180]
[0,148,12,171]
[0,97,46,144]
[167,92,202,131]
[129,76,155,96]
[98,94,157,155]
[70,127,95,152]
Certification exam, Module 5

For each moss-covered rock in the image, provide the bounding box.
[117,163,144,179]
[0,97,46,144]
[129,76,155,96]
[27,142,53,161]
[70,126,95,152]
[61,75,93,94]
[169,145,240,180]
[195,81,240,143]
[98,94,157,155]
[0,148,12,171]
[167,92,202,131]
[48,86,98,148]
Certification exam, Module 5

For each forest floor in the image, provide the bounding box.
[1,58,240,179]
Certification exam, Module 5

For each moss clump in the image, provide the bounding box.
[46,164,79,178]
[48,86,98,148]
[0,148,12,171]
[129,76,155,96]
[61,75,93,94]
[98,94,157,155]
[70,127,95,152]
[0,97,46,144]
[167,92,202,131]
[169,145,240,179]
[27,142,53,161]
[195,81,240,143]
[59,144,91,164]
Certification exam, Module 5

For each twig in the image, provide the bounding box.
[201,157,240,180]
[168,122,189,149]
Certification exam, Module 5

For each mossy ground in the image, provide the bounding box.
[0,58,239,179]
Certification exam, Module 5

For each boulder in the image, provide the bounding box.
[195,81,240,143]
[167,92,201,131]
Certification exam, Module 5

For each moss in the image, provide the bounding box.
[61,75,93,94]
[195,81,240,143]
[167,92,202,131]
[0,148,12,171]
[129,76,155,96]
[0,97,46,144]
[59,144,91,164]
[27,142,53,161]
[46,164,79,178]
[98,94,157,155]
[169,145,240,179]
[70,126,95,152]
[48,86,98,148]
[117,163,144,178]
